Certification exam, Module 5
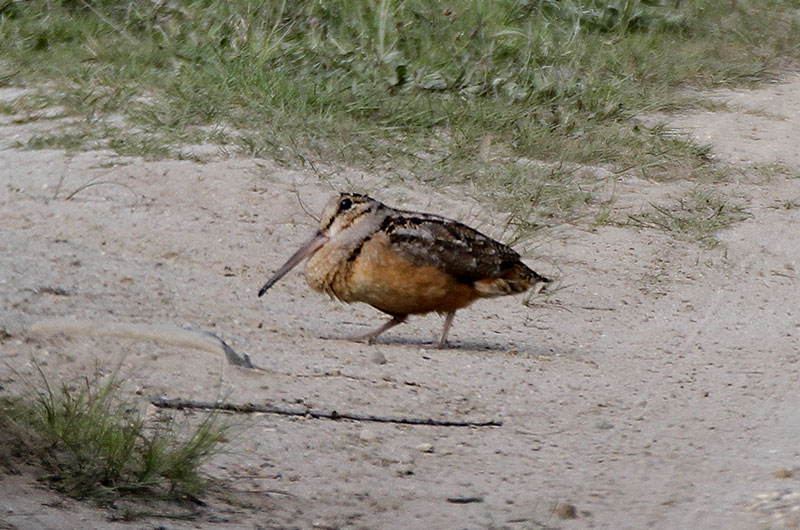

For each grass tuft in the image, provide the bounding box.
[0,364,227,503]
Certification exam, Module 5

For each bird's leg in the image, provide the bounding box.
[437,311,457,349]
[349,314,407,344]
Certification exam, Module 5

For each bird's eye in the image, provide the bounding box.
[339,197,353,211]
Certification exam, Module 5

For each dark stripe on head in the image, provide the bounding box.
[321,214,336,232]
[337,204,374,231]
[321,195,375,232]
[346,233,373,263]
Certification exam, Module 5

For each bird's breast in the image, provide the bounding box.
[304,238,350,297]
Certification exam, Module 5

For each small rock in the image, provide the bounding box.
[596,420,614,430]
[359,429,378,443]
[447,496,483,504]
[775,468,794,479]
[371,350,387,364]
[394,465,414,476]
[415,442,434,453]
[555,502,577,519]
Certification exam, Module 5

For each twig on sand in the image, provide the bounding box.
[150,397,502,427]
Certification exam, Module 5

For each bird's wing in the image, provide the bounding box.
[382,213,523,282]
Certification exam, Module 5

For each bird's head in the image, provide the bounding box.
[318,193,381,237]
[257,193,383,297]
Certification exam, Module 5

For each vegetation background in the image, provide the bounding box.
[2,0,798,236]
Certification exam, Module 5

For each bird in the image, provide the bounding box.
[258,192,551,347]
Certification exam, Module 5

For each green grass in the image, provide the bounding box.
[0,365,228,504]
[1,0,799,235]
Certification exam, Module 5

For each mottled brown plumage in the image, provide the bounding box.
[258,193,550,347]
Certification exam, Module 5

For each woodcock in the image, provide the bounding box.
[258,193,550,347]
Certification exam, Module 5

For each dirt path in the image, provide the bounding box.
[1,76,799,529]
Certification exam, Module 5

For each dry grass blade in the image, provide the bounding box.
[64,180,138,204]
[627,188,749,247]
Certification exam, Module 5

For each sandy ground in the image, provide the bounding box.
[1,75,799,529]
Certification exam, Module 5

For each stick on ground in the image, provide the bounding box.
[150,397,502,427]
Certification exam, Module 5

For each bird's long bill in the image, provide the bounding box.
[258,230,329,297]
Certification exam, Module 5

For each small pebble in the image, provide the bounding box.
[775,468,794,479]
[371,351,387,364]
[447,496,483,504]
[359,429,378,442]
[415,442,434,453]
[555,502,577,519]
